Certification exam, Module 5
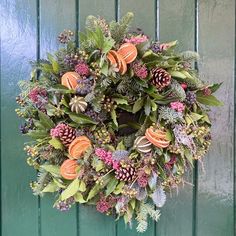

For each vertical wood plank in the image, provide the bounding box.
[1,0,39,235]
[118,1,155,235]
[157,1,195,235]
[78,1,116,236]
[39,1,77,235]
[197,1,235,235]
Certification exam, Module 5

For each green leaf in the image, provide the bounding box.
[92,157,105,172]
[116,140,126,150]
[184,149,193,167]
[144,97,151,116]
[208,82,223,93]
[68,112,98,125]
[78,180,86,192]
[52,60,60,74]
[49,84,75,94]
[49,138,64,150]
[42,182,58,193]
[74,192,87,203]
[133,98,145,113]
[113,98,128,105]
[150,99,158,111]
[190,112,203,122]
[27,130,49,139]
[101,62,109,76]
[61,178,80,201]
[196,94,223,106]
[53,178,66,188]
[111,109,118,127]
[169,70,187,79]
[113,181,125,195]
[38,110,54,129]
[105,177,118,196]
[87,183,101,201]
[41,165,61,177]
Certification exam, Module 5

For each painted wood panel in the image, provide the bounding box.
[1,1,39,236]
[197,1,235,235]
[0,0,235,236]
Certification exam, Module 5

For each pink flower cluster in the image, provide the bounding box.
[95,148,120,170]
[124,35,148,45]
[75,61,90,77]
[170,101,185,112]
[165,156,177,169]
[132,61,148,79]
[28,87,48,108]
[137,173,149,187]
[96,196,115,213]
[50,123,67,138]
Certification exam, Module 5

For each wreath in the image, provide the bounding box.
[16,12,223,232]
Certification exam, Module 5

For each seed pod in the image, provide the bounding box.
[134,136,152,153]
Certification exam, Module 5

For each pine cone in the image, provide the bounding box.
[60,125,76,146]
[69,96,88,113]
[151,68,171,89]
[51,123,76,147]
[115,162,136,182]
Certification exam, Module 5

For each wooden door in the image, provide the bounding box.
[1,0,235,235]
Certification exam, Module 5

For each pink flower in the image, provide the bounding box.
[170,101,185,112]
[124,35,148,45]
[95,148,121,169]
[96,195,115,213]
[132,61,148,79]
[137,174,148,187]
[96,198,111,213]
[75,61,90,77]
[95,148,113,166]
[28,87,48,109]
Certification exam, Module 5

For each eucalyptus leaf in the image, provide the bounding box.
[196,94,223,106]
[38,110,54,129]
[105,177,118,196]
[87,183,101,201]
[69,112,98,125]
[49,138,64,150]
[111,109,118,127]
[133,98,145,113]
[61,178,80,201]
[41,165,61,177]
[42,182,58,193]
[27,130,49,139]
[74,192,87,203]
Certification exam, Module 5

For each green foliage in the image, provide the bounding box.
[79,27,115,53]
[109,12,134,43]
[136,202,161,233]
[196,94,223,106]
[158,106,184,124]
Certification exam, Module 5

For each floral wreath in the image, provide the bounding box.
[16,12,222,232]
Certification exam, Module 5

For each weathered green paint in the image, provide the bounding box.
[1,1,235,236]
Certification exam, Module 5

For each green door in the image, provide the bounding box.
[1,0,235,235]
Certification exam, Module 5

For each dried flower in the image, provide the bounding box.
[132,61,148,79]
[124,35,148,45]
[75,61,90,77]
[28,87,48,109]
[170,101,185,112]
